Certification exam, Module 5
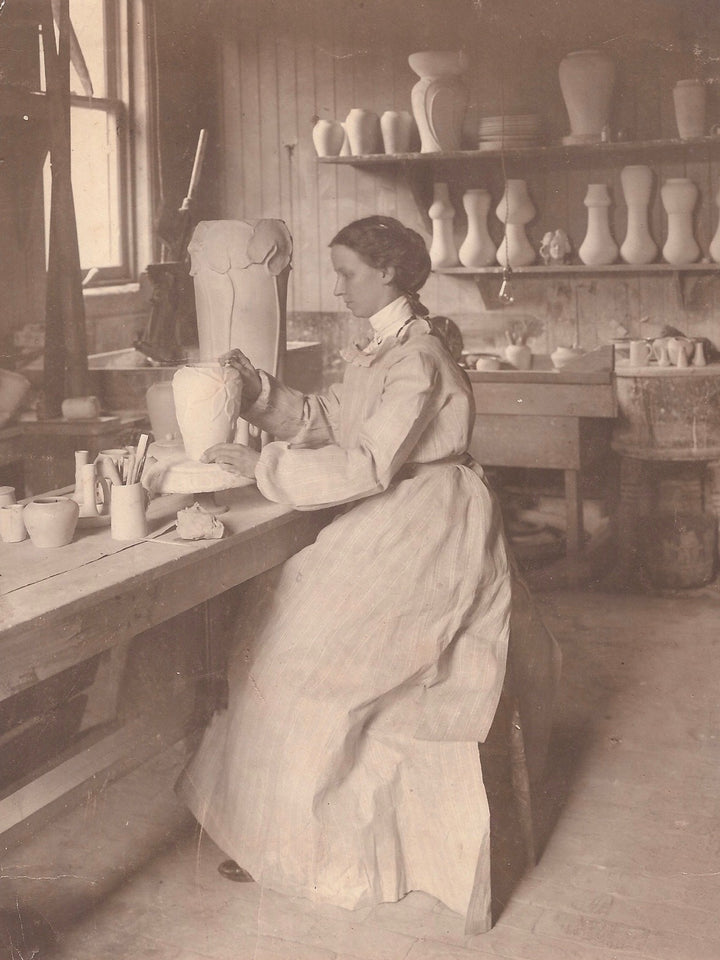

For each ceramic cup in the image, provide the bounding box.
[0,486,16,506]
[0,503,26,542]
[629,339,652,366]
[23,496,79,548]
[110,482,148,541]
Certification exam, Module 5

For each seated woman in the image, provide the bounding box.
[177,215,512,932]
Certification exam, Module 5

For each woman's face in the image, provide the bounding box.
[331,244,397,319]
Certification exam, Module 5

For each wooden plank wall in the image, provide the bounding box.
[216,0,720,369]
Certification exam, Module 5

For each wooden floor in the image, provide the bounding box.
[1,584,719,960]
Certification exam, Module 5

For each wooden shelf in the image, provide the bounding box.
[434,263,720,277]
[317,136,720,169]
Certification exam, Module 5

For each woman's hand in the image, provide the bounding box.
[219,349,262,407]
[201,442,260,478]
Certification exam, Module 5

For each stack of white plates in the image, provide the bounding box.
[477,114,542,150]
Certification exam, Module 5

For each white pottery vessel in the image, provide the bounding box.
[344,109,381,155]
[620,165,657,264]
[459,188,495,267]
[661,177,700,264]
[579,183,618,266]
[312,119,345,157]
[496,179,536,268]
[428,182,459,268]
[380,110,414,154]
[708,185,720,263]
[24,496,79,548]
[558,49,615,144]
[110,482,149,541]
[172,363,242,461]
[409,50,467,153]
[0,503,26,542]
[673,80,706,139]
[505,344,533,370]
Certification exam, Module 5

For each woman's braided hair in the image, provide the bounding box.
[330,215,431,316]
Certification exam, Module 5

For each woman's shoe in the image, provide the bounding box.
[218,859,254,882]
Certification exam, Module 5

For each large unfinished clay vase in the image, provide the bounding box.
[188,218,293,445]
[172,363,242,461]
[188,219,292,370]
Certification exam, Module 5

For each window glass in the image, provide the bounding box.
[68,0,107,97]
[70,105,123,269]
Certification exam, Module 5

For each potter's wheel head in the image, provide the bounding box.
[142,455,253,494]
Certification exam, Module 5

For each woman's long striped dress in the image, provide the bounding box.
[177,318,511,929]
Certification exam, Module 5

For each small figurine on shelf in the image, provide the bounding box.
[539,229,572,265]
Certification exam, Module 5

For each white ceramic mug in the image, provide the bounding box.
[0,503,26,542]
[110,482,148,540]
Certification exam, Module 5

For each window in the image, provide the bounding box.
[42,0,155,285]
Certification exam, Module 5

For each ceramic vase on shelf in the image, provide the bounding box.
[505,344,532,370]
[312,118,345,157]
[558,49,615,144]
[709,186,720,263]
[380,110,414,154]
[428,182,459,268]
[495,179,536,268]
[579,183,618,266]
[344,109,381,155]
[673,80,706,140]
[458,188,495,267]
[661,177,700,265]
[620,165,657,264]
[408,50,467,153]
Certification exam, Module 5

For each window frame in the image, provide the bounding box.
[45,0,156,288]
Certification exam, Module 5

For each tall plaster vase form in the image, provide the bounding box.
[579,183,618,266]
[620,165,657,264]
[409,50,467,153]
[428,183,459,268]
[709,186,720,263]
[459,189,495,267]
[495,179,536,268]
[661,178,700,265]
[559,49,615,144]
[172,363,242,461]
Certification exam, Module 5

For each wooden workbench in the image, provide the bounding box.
[467,362,617,564]
[0,485,331,845]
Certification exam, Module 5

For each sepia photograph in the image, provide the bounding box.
[0,0,719,956]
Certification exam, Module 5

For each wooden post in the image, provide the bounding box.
[40,0,88,417]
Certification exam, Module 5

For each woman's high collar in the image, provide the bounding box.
[368,295,414,344]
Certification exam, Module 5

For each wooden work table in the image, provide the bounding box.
[467,357,617,565]
[0,485,332,845]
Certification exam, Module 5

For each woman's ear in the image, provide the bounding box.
[380,264,397,285]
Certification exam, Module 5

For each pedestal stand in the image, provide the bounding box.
[142,442,253,513]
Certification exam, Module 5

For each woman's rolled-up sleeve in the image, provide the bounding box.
[255,348,440,509]
[243,371,343,445]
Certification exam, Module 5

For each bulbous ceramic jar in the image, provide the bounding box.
[24,496,79,548]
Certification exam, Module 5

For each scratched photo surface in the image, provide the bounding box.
[1,0,720,958]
